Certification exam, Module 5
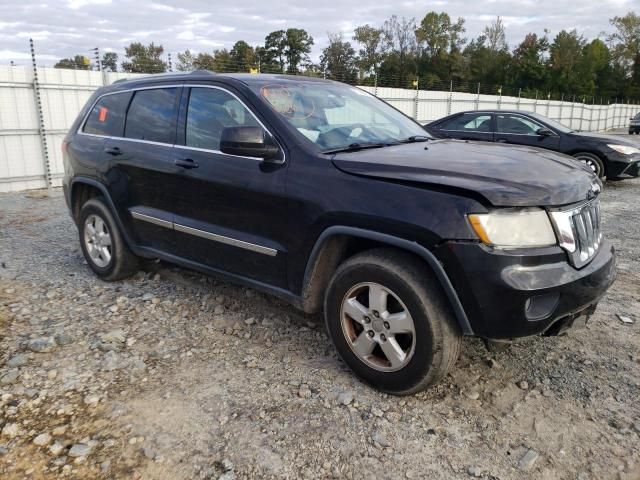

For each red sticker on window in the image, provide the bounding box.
[98,107,108,122]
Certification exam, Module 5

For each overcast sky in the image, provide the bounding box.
[0,0,636,66]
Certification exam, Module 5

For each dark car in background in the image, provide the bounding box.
[424,110,640,180]
[63,73,615,394]
[630,113,640,134]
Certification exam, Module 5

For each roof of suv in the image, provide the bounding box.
[106,70,335,92]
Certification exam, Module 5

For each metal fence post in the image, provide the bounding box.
[559,94,564,123]
[413,78,419,120]
[30,38,52,190]
[475,83,480,110]
[533,90,538,112]
[580,97,585,131]
[570,95,575,130]
[497,86,502,110]
[374,72,378,97]
[516,88,521,110]
[447,80,453,115]
[589,97,595,131]
[546,92,550,117]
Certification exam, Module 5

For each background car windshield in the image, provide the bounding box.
[254,82,429,151]
[529,113,573,133]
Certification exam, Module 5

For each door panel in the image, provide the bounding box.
[108,86,181,252]
[168,86,288,288]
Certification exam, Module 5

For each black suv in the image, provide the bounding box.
[63,72,616,394]
[425,110,640,180]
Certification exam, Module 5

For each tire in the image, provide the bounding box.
[324,248,462,395]
[572,152,605,179]
[78,197,139,281]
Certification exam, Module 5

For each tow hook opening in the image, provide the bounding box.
[543,304,598,336]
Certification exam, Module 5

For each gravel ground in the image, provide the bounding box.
[0,176,639,480]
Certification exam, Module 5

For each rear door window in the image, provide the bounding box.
[83,92,131,136]
[438,113,493,132]
[124,88,179,144]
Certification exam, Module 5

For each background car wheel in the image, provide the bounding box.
[572,152,605,179]
[78,197,139,281]
[324,248,462,395]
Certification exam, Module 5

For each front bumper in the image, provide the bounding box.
[607,152,640,179]
[434,240,616,339]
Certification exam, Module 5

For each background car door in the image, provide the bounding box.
[108,86,181,252]
[432,112,495,142]
[494,113,561,150]
[168,85,288,288]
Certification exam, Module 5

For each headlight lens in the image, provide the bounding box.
[607,144,640,155]
[468,208,557,248]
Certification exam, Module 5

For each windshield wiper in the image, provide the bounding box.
[322,142,390,154]
[398,135,430,143]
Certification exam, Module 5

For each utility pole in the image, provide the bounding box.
[167,52,173,72]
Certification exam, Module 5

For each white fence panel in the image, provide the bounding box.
[0,67,638,192]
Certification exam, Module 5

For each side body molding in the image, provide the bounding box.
[304,226,474,336]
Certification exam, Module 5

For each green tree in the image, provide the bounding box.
[415,11,466,84]
[230,40,256,71]
[283,28,314,74]
[548,30,587,94]
[320,32,358,82]
[54,55,90,70]
[352,24,385,80]
[176,50,195,71]
[121,42,166,73]
[607,11,640,97]
[264,30,287,72]
[510,33,549,92]
[415,12,465,58]
[381,15,418,87]
[101,52,118,72]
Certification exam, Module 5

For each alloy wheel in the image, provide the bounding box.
[340,282,416,372]
[83,214,113,268]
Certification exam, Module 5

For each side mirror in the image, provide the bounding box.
[220,126,280,160]
[536,127,554,137]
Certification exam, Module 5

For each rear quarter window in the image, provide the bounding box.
[82,92,132,136]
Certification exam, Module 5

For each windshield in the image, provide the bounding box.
[529,112,573,133]
[252,81,430,152]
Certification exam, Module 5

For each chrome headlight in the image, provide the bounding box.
[468,208,557,248]
[607,144,640,155]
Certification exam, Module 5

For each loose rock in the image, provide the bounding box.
[27,336,57,353]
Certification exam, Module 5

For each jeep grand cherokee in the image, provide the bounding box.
[62,72,616,394]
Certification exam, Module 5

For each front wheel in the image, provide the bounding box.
[572,152,605,179]
[324,249,462,395]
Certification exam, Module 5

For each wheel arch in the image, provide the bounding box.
[69,177,136,250]
[300,226,474,335]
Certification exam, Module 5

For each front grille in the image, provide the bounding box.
[549,199,602,268]
[571,200,602,267]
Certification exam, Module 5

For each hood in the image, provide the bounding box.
[331,139,599,207]
[570,131,638,146]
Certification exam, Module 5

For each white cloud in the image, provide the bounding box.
[67,0,111,9]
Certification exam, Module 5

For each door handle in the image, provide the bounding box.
[174,158,199,169]
[104,146,123,156]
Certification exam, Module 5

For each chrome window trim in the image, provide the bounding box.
[77,83,285,164]
[129,208,278,257]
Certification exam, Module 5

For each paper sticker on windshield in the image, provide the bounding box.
[261,84,315,119]
[261,85,296,115]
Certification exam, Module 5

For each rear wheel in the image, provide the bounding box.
[572,152,605,179]
[78,198,139,281]
[324,248,462,395]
